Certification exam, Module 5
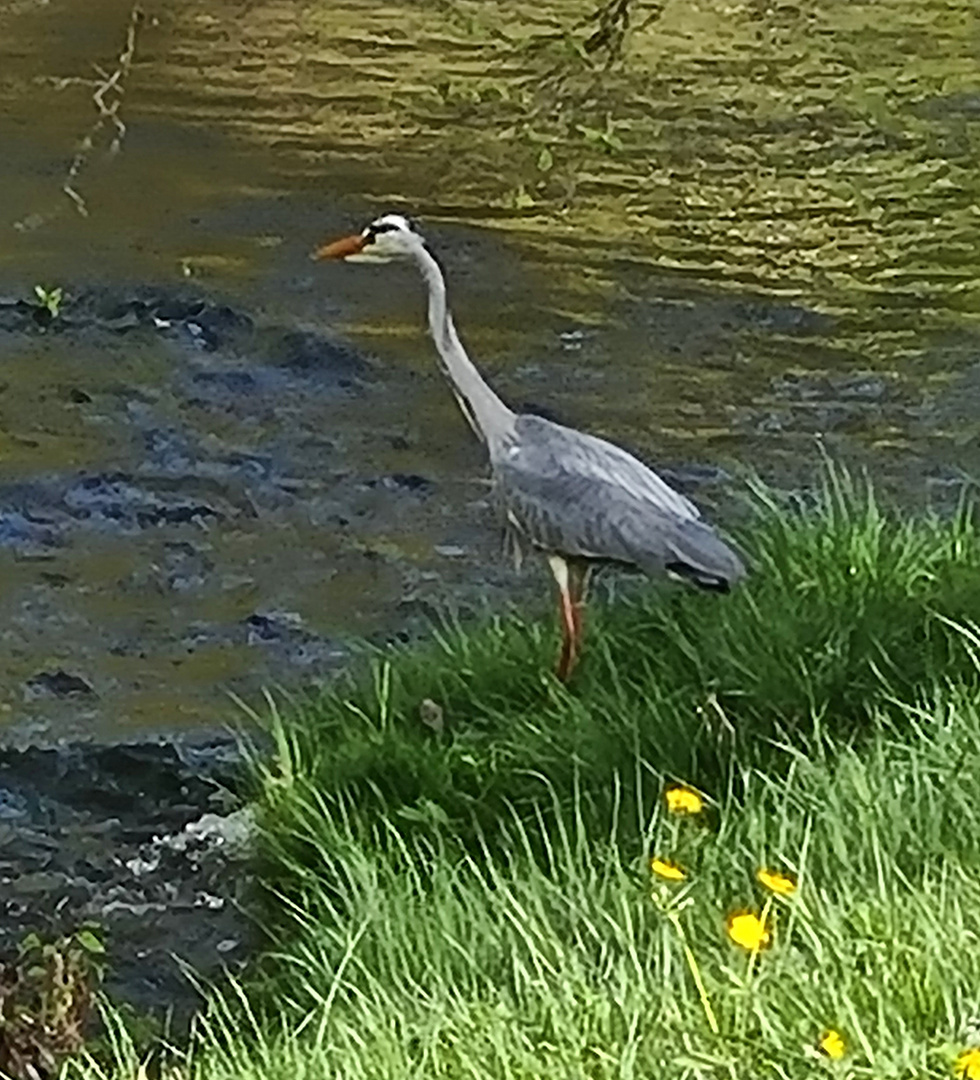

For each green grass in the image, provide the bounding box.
[72,467,980,1079]
[250,467,980,899]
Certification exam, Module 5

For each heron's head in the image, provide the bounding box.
[312,213,423,264]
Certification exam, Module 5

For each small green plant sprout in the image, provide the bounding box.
[574,115,624,153]
[33,285,63,320]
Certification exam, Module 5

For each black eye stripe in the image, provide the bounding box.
[365,222,401,243]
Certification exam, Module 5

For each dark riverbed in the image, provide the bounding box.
[0,0,978,1024]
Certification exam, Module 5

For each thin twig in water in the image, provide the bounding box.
[62,3,143,216]
[15,3,144,230]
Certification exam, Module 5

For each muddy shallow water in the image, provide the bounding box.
[0,0,978,747]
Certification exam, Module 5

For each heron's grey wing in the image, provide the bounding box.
[504,415,702,522]
[493,415,745,586]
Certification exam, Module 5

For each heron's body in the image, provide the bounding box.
[315,214,746,678]
[492,413,742,588]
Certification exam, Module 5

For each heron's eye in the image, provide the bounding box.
[361,219,410,248]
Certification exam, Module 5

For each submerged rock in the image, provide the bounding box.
[262,328,369,385]
[24,671,94,700]
[63,474,223,532]
[0,511,60,553]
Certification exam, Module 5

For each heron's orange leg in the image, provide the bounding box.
[548,556,590,682]
[557,585,577,682]
[569,559,590,642]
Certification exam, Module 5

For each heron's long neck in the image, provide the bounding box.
[414,243,514,445]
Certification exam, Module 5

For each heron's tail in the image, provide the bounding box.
[655,517,746,591]
[664,561,734,592]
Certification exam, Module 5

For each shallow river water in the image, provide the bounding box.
[0,0,978,743]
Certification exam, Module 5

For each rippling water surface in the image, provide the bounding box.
[0,0,977,740]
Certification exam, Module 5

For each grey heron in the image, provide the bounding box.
[314,214,745,681]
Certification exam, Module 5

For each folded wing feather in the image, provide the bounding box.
[492,415,744,587]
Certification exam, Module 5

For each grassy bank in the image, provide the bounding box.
[79,469,980,1079]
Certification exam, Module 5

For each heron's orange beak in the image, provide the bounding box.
[311,234,366,261]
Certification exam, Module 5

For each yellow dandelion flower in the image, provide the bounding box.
[665,785,704,815]
[818,1029,846,1060]
[957,1048,980,1080]
[757,867,797,896]
[725,910,770,951]
[650,857,686,882]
